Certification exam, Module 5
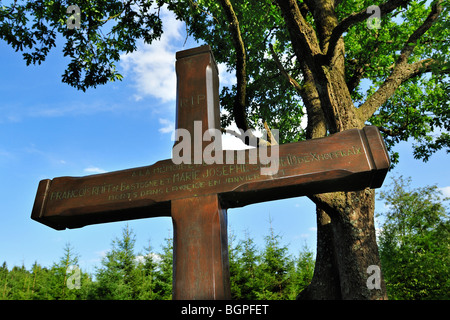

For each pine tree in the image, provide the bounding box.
[228,231,241,299]
[6,264,29,299]
[230,230,261,300]
[135,240,159,300]
[50,243,82,300]
[258,223,293,300]
[152,236,173,300]
[0,262,9,299]
[30,262,46,300]
[291,245,315,299]
[92,224,138,300]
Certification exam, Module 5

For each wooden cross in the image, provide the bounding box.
[31,45,390,300]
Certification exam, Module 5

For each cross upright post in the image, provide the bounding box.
[31,45,390,300]
[171,46,230,299]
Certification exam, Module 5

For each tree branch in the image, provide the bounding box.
[218,0,248,132]
[396,0,443,65]
[275,0,321,74]
[275,0,341,134]
[377,124,408,137]
[298,1,310,20]
[356,0,443,123]
[269,43,303,95]
[346,58,368,94]
[188,0,220,25]
[303,0,341,52]
[357,58,438,123]
[325,0,411,64]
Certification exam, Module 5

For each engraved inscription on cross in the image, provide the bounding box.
[31,45,390,300]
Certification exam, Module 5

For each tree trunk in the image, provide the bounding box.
[300,190,387,299]
[297,61,388,299]
[297,207,341,299]
[261,0,440,300]
[275,0,388,298]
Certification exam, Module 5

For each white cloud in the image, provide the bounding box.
[1,98,128,122]
[6,114,21,123]
[118,9,238,105]
[217,63,236,88]
[159,118,175,134]
[300,233,310,238]
[159,116,260,151]
[158,118,176,141]
[120,6,184,103]
[292,233,312,241]
[439,186,450,197]
[375,227,383,239]
[84,167,107,174]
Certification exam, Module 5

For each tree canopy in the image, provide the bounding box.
[1,0,448,159]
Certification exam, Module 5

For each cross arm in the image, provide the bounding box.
[31,126,389,230]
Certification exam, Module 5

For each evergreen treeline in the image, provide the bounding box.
[0,224,314,300]
[3,176,448,300]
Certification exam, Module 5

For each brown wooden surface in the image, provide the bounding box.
[175,45,221,157]
[172,194,230,299]
[31,125,389,230]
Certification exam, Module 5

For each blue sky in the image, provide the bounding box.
[0,7,448,274]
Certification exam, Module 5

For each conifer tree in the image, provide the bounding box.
[135,241,159,300]
[152,236,173,300]
[258,223,293,300]
[93,224,138,300]
[49,243,81,300]
[0,262,9,299]
[29,262,51,300]
[228,231,241,299]
[291,245,315,299]
[230,230,262,300]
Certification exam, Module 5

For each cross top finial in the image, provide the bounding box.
[174,45,222,162]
